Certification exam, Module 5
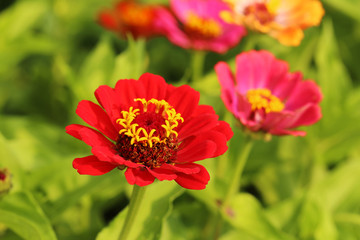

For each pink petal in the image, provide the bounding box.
[287,104,322,128]
[285,80,323,110]
[272,72,301,100]
[124,167,155,186]
[269,128,306,136]
[76,100,118,141]
[175,164,210,190]
[73,155,116,176]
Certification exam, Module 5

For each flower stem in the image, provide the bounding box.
[118,184,146,240]
[213,137,254,239]
[190,50,206,82]
[222,137,254,209]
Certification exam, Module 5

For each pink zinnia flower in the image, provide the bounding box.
[155,0,247,53]
[215,50,322,137]
[66,73,232,190]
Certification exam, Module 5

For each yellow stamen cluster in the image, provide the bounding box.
[186,12,222,38]
[116,98,184,148]
[246,88,284,113]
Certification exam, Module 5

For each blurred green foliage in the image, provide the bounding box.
[1,0,360,239]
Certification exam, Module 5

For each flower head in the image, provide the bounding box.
[66,73,232,190]
[98,0,166,39]
[221,0,325,46]
[0,168,11,197]
[155,0,247,53]
[215,50,322,137]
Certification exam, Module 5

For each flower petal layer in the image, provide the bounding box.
[73,155,116,176]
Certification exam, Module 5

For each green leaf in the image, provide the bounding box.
[225,193,294,240]
[0,0,46,42]
[0,191,57,240]
[315,19,352,117]
[111,37,148,80]
[324,0,360,23]
[45,170,125,221]
[74,36,115,100]
[96,182,183,240]
[312,159,360,212]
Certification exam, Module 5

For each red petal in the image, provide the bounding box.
[177,138,216,163]
[147,167,177,181]
[66,124,113,148]
[193,105,216,116]
[91,146,140,168]
[114,79,147,106]
[212,121,233,141]
[76,100,118,141]
[138,73,168,100]
[178,128,229,162]
[178,113,219,140]
[73,155,116,176]
[162,162,202,174]
[98,11,117,30]
[95,85,123,127]
[175,164,210,190]
[124,167,155,186]
[166,84,199,120]
[66,124,84,140]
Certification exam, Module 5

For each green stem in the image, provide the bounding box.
[118,184,146,240]
[222,137,254,208]
[190,50,206,82]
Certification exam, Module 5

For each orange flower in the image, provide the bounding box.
[98,0,165,39]
[221,0,324,46]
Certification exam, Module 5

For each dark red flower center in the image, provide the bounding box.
[115,98,184,168]
[0,170,7,181]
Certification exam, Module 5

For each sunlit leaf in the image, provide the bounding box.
[0,191,57,240]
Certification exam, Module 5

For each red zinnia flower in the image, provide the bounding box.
[215,50,322,137]
[98,0,166,39]
[66,73,232,190]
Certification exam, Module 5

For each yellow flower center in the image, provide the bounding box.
[119,2,154,27]
[246,88,284,113]
[185,12,222,39]
[116,98,184,148]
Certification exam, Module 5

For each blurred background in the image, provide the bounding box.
[1,0,360,239]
